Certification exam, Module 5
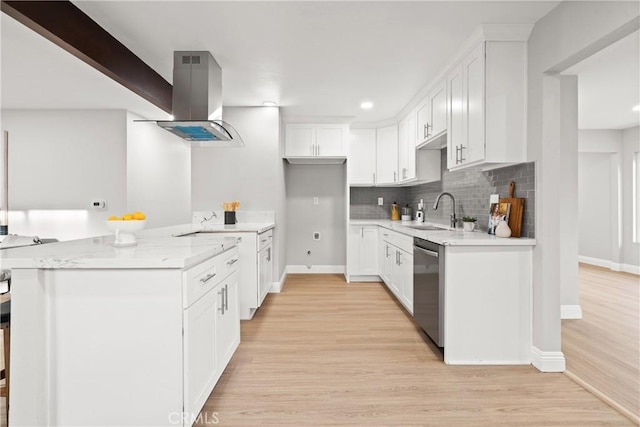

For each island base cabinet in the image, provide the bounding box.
[8,251,241,427]
[443,246,532,365]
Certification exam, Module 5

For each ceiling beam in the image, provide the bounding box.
[1,0,172,114]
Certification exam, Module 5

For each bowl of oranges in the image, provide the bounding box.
[106,212,146,246]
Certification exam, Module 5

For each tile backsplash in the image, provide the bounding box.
[350,149,535,238]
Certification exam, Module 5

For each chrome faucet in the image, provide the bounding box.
[433,192,457,228]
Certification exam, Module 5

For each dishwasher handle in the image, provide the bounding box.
[414,246,439,258]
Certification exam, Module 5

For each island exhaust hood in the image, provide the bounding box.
[153,51,244,146]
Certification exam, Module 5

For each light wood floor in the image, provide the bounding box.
[562,264,639,422]
[198,274,632,426]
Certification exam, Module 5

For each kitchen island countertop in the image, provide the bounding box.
[0,223,242,270]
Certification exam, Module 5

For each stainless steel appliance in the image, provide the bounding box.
[413,237,444,347]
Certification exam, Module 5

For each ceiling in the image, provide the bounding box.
[564,30,640,130]
[1,1,558,123]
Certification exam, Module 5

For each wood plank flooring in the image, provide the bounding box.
[198,274,632,426]
[562,264,639,422]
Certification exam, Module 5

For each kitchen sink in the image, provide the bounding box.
[403,224,451,231]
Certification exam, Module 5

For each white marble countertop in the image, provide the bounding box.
[350,219,536,246]
[0,223,241,270]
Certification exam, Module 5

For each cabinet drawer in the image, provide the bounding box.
[219,248,240,281]
[183,257,220,309]
[381,228,413,254]
[258,229,273,252]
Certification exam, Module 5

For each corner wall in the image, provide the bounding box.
[191,107,286,281]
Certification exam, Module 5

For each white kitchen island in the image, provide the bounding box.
[0,225,241,427]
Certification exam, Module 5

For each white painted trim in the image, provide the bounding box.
[578,255,611,268]
[561,305,583,319]
[530,346,565,372]
[348,275,382,283]
[578,256,640,275]
[622,264,640,275]
[286,265,345,274]
[445,359,530,366]
[269,269,287,293]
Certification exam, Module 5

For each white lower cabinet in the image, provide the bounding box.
[379,229,414,314]
[348,225,379,278]
[258,242,273,305]
[182,248,240,425]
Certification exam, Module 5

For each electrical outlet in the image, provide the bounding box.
[313,197,319,205]
[313,232,321,240]
[91,199,107,210]
[490,194,499,204]
[378,197,383,206]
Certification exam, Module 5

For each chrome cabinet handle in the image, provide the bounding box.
[426,123,432,138]
[218,289,225,314]
[267,247,271,262]
[423,124,428,139]
[373,172,376,183]
[227,258,239,266]
[200,272,216,284]
[224,284,229,311]
[361,228,364,238]
[385,245,389,257]
[393,171,397,182]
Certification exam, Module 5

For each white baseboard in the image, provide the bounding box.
[530,346,565,372]
[579,256,640,275]
[270,269,287,293]
[347,275,382,283]
[561,305,583,319]
[286,265,345,274]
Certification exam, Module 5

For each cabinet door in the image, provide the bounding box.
[316,125,347,157]
[447,63,464,169]
[429,80,447,138]
[376,125,399,184]
[184,289,217,417]
[463,42,485,164]
[416,96,431,145]
[359,226,379,275]
[348,129,377,185]
[216,276,240,378]
[388,248,401,297]
[285,124,316,157]
[399,250,414,314]
[258,245,273,304]
[398,117,409,181]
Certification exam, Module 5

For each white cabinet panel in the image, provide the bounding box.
[285,124,348,159]
[285,124,315,157]
[348,225,379,278]
[258,243,273,304]
[447,63,464,169]
[183,286,217,418]
[316,125,347,156]
[215,275,240,377]
[463,42,485,165]
[430,80,447,139]
[376,125,399,184]
[349,129,377,185]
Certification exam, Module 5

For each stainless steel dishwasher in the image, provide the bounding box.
[413,238,444,347]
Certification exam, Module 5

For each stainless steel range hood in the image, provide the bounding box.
[153,51,244,147]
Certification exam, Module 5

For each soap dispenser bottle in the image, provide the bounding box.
[416,199,425,223]
[390,202,400,221]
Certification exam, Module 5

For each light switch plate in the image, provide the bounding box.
[378,197,383,206]
[489,194,499,204]
[313,197,319,205]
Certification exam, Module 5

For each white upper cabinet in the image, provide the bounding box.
[285,123,348,163]
[348,129,377,185]
[417,79,447,148]
[447,39,527,170]
[398,112,417,183]
[376,125,399,185]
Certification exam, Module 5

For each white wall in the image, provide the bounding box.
[126,113,191,228]
[622,126,640,269]
[1,109,127,240]
[285,164,346,269]
[578,152,613,259]
[191,107,287,281]
[526,1,639,368]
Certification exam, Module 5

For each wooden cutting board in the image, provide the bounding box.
[500,181,525,238]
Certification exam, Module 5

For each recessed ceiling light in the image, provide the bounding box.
[360,101,373,110]
[633,104,640,112]
[262,101,277,107]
